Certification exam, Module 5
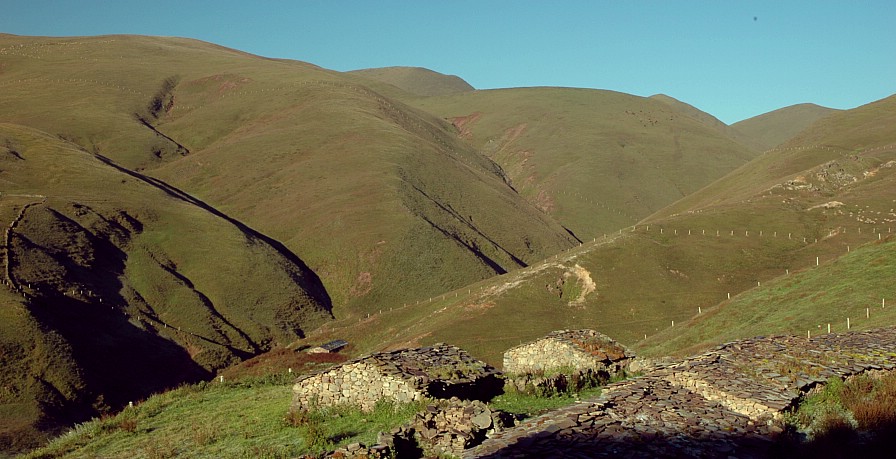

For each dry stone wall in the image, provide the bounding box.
[293,360,422,412]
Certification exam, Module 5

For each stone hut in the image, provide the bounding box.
[291,343,502,412]
[307,339,348,354]
[503,329,633,376]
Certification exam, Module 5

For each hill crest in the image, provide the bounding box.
[347,66,474,96]
[731,103,839,150]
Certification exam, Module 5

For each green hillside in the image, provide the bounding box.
[407,88,760,239]
[347,66,474,96]
[731,103,839,150]
[649,93,763,150]
[0,34,578,452]
[0,123,332,452]
[641,236,896,357]
[0,33,578,320]
[305,93,896,366]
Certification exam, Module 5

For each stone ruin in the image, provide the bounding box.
[502,329,633,394]
[291,343,503,413]
[313,398,516,459]
[468,327,896,458]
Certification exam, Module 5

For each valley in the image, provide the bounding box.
[1,33,894,457]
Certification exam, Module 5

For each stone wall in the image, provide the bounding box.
[292,360,423,412]
[503,329,632,375]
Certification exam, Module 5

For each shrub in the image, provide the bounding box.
[842,372,896,431]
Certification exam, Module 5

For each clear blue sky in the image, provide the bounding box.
[2,1,893,124]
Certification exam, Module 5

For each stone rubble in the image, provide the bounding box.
[313,398,515,459]
[379,398,515,458]
[466,327,896,458]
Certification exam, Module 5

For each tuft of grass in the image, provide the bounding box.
[490,386,603,419]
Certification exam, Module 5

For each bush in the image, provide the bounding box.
[842,372,896,431]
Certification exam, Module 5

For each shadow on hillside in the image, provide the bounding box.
[92,153,333,317]
[477,421,896,459]
[9,205,212,451]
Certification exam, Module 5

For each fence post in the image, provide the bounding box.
[847,317,851,329]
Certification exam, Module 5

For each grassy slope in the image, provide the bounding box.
[0,123,332,452]
[651,95,896,220]
[731,103,840,150]
[0,34,578,320]
[22,376,423,459]
[406,87,760,239]
[649,93,762,151]
[151,79,577,314]
[346,66,474,96]
[640,237,896,358]
[302,93,896,366]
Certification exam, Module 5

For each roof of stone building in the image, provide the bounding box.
[508,329,632,361]
[296,342,500,388]
[317,339,348,352]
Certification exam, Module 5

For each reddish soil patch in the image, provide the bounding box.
[449,112,482,140]
[221,347,349,379]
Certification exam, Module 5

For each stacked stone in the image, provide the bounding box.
[503,329,633,375]
[292,343,501,412]
[377,398,513,457]
[310,442,390,459]
[467,327,896,458]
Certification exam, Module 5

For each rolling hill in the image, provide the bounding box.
[405,88,761,239]
[730,103,839,150]
[346,66,475,96]
[301,92,896,366]
[0,33,579,317]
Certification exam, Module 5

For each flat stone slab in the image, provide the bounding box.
[465,327,896,458]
